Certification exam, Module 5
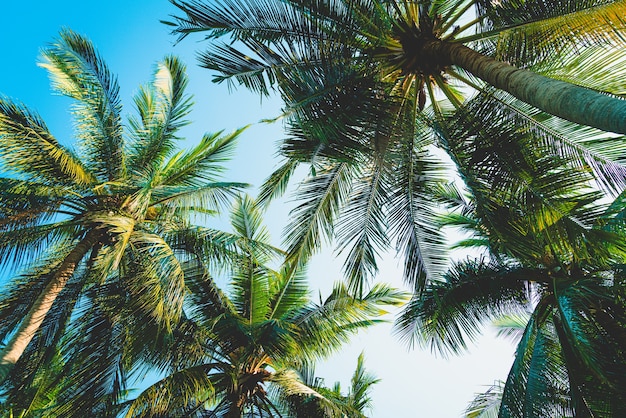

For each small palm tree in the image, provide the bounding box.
[284,352,379,418]
[0,29,247,407]
[125,196,405,417]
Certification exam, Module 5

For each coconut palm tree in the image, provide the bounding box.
[0,28,248,396]
[400,148,626,417]
[283,352,379,418]
[124,196,405,417]
[165,0,626,297]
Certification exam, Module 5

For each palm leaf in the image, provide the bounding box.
[396,258,533,356]
[283,162,353,269]
[0,97,94,186]
[124,364,215,417]
[128,55,193,172]
[39,29,124,181]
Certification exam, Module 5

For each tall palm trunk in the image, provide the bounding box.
[424,40,626,134]
[0,230,102,381]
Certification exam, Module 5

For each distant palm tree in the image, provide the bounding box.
[166,0,626,297]
[124,196,405,417]
[284,352,379,418]
[0,29,247,411]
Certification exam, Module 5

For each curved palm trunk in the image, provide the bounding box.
[0,230,101,381]
[425,40,626,134]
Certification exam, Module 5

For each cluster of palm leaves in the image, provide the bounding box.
[165,0,626,416]
[0,30,404,417]
[3,0,626,416]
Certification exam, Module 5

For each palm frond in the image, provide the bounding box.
[39,29,124,181]
[124,364,215,417]
[122,231,186,332]
[0,97,94,186]
[492,312,532,343]
[128,55,193,172]
[335,160,390,297]
[0,179,72,233]
[0,244,79,343]
[395,258,533,356]
[472,1,626,69]
[51,286,129,417]
[283,162,353,269]
[257,159,299,207]
[453,89,626,195]
[348,352,379,414]
[387,141,449,293]
[153,182,248,216]
[268,264,309,321]
[529,46,626,97]
[464,381,504,418]
[499,301,573,418]
[296,282,406,361]
[160,127,245,186]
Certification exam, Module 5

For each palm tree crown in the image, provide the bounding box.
[165,0,626,299]
[403,173,626,416]
[125,196,406,417]
[0,29,248,413]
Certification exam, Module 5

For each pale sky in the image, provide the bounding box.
[0,2,516,416]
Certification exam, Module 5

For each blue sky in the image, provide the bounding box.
[0,1,516,416]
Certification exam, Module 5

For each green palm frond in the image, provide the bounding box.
[529,46,626,97]
[348,352,379,414]
[0,179,72,232]
[472,1,626,68]
[396,258,534,356]
[552,277,626,392]
[464,381,504,418]
[160,127,245,186]
[128,55,193,172]
[39,29,124,181]
[0,97,94,186]
[51,286,128,418]
[269,369,333,411]
[257,158,299,207]
[296,282,406,360]
[268,264,309,321]
[123,231,186,331]
[3,270,86,413]
[230,195,271,247]
[153,182,248,216]
[124,365,215,417]
[450,89,626,195]
[387,143,449,293]
[164,225,242,268]
[183,268,250,354]
[283,162,353,269]
[335,161,390,297]
[492,312,532,343]
[0,245,78,343]
[499,301,573,418]
[230,256,271,325]
[0,219,81,270]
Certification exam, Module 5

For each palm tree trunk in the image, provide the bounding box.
[0,230,102,381]
[425,40,626,134]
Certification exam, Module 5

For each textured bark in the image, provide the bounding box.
[426,40,626,135]
[0,229,102,381]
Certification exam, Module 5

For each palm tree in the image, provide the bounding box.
[399,153,626,417]
[283,352,379,418]
[165,0,626,297]
[124,196,405,417]
[0,28,247,398]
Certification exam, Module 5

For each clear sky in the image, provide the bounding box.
[0,1,516,416]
